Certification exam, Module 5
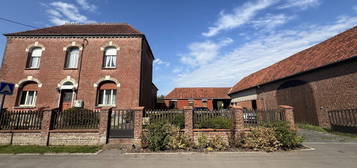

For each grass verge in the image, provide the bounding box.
[0,145,102,154]
[297,124,357,138]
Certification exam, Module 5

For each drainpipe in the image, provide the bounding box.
[76,38,88,100]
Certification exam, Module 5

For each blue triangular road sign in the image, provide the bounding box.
[0,82,14,95]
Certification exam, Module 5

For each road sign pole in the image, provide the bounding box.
[0,94,5,114]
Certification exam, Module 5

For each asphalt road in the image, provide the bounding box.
[0,143,357,168]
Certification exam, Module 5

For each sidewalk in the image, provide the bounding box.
[0,143,356,168]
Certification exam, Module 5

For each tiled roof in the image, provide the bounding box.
[4,23,143,36]
[165,87,231,99]
[229,26,357,94]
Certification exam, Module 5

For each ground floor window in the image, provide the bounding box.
[98,89,116,106]
[97,81,117,106]
[17,81,38,107]
[19,91,37,106]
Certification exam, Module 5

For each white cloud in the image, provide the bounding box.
[46,1,96,25]
[180,38,233,66]
[154,58,170,67]
[174,16,357,87]
[278,0,320,10]
[76,0,97,12]
[353,6,357,12]
[202,0,279,37]
[251,14,295,29]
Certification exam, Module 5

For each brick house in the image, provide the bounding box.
[164,87,231,110]
[228,26,357,127]
[0,23,157,111]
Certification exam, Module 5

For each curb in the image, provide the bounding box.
[0,149,103,156]
[123,146,315,155]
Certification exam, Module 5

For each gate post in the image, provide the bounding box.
[232,106,244,133]
[99,108,111,145]
[133,107,144,146]
[184,106,193,140]
[40,109,53,146]
[280,105,295,130]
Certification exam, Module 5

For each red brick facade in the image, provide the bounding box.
[0,24,156,110]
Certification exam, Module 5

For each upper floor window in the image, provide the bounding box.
[27,47,42,69]
[103,47,117,68]
[65,47,80,69]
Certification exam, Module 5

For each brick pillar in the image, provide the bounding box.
[133,107,144,145]
[184,106,193,139]
[232,106,244,132]
[40,110,53,146]
[280,105,295,130]
[99,108,111,145]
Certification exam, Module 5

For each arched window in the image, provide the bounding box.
[65,47,80,68]
[17,81,38,106]
[27,47,42,69]
[97,81,117,106]
[103,47,117,68]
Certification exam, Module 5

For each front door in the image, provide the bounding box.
[60,90,73,111]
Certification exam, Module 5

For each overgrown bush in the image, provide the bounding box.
[196,134,210,149]
[198,117,232,129]
[167,126,192,150]
[237,127,281,152]
[142,122,191,151]
[195,134,228,151]
[264,121,303,149]
[171,115,185,129]
[142,122,172,151]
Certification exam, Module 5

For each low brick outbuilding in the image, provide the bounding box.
[164,87,231,110]
[229,26,357,127]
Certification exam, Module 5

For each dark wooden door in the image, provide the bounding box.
[60,90,73,111]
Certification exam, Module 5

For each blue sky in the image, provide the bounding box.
[0,0,356,95]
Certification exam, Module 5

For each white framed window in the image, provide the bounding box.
[27,47,42,69]
[97,89,116,106]
[104,47,117,68]
[65,47,79,68]
[19,91,37,106]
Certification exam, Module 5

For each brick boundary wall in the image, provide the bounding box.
[0,105,295,146]
[0,109,110,146]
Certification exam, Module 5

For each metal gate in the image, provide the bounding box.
[109,109,134,138]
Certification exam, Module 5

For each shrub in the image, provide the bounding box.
[171,115,185,129]
[265,121,303,149]
[142,123,191,151]
[167,126,191,150]
[237,127,281,152]
[142,122,172,151]
[198,117,232,129]
[196,134,210,149]
[210,135,228,150]
[195,134,228,150]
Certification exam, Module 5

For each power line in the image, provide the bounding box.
[0,17,38,29]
